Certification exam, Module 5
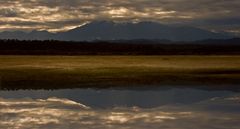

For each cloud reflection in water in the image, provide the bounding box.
[1,96,240,129]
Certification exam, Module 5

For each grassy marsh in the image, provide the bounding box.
[0,56,240,90]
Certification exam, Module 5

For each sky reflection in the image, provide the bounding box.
[0,94,240,129]
[0,88,236,108]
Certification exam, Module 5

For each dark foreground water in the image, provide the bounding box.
[0,86,240,129]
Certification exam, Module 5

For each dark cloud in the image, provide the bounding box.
[0,0,239,35]
[0,8,19,17]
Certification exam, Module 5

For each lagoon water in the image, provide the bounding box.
[1,86,240,129]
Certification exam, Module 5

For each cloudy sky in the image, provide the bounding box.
[0,0,239,35]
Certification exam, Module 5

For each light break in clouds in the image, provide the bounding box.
[0,0,239,35]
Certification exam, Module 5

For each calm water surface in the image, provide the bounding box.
[0,86,240,129]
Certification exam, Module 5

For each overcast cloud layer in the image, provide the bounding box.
[0,0,239,35]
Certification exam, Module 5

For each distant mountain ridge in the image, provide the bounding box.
[0,21,235,41]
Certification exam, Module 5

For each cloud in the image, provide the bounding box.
[0,0,239,34]
[0,8,19,17]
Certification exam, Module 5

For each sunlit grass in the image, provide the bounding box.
[0,56,240,89]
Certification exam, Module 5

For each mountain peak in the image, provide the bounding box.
[0,21,235,41]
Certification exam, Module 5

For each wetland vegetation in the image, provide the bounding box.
[1,55,240,90]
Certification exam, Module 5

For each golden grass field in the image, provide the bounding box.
[0,56,240,89]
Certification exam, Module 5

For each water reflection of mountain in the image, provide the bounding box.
[0,88,239,108]
[0,92,240,129]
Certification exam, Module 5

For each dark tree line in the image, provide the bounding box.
[0,38,240,55]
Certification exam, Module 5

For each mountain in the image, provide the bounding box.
[0,30,54,40]
[0,21,235,41]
